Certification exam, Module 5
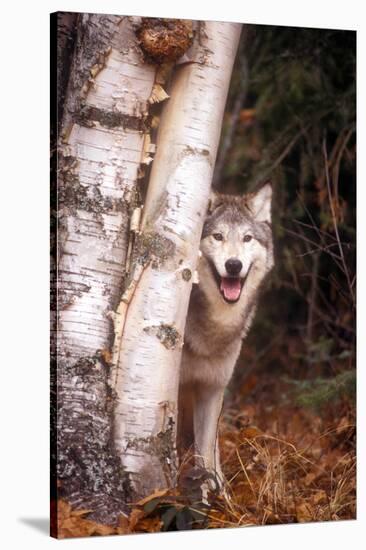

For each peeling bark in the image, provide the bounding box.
[52,13,157,527]
[112,20,242,499]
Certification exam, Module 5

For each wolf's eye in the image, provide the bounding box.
[243,235,253,243]
[213,233,223,241]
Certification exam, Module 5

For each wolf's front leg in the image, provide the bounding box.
[193,384,225,487]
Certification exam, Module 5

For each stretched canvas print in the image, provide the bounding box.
[50,11,356,538]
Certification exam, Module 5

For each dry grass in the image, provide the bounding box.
[207,373,356,527]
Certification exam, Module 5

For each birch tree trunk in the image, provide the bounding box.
[112,21,242,498]
[52,13,158,526]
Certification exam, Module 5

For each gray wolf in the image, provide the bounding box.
[178,183,274,489]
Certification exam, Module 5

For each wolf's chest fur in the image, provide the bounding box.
[181,264,258,388]
[185,281,256,354]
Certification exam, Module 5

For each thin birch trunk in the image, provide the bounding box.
[112,21,242,498]
[52,13,158,525]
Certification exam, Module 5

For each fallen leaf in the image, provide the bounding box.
[135,488,171,507]
[240,426,263,439]
[297,502,313,523]
[311,490,328,506]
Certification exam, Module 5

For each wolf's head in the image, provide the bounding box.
[198,183,274,305]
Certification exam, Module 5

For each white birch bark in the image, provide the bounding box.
[113,21,242,497]
[53,13,158,523]
[58,16,155,364]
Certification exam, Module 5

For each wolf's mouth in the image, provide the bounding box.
[220,277,243,302]
[208,261,252,304]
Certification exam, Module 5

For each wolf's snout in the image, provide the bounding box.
[225,258,243,276]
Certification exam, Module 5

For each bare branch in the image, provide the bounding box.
[322,137,355,306]
[283,226,343,264]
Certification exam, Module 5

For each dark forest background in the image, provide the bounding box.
[213,25,356,411]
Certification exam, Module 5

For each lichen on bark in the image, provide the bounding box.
[58,160,125,216]
[125,413,177,491]
[134,230,176,267]
[75,104,150,131]
[143,323,182,350]
[55,355,130,525]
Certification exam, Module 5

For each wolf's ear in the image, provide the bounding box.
[207,190,223,215]
[246,182,272,223]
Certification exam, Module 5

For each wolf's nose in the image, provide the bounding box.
[225,258,243,275]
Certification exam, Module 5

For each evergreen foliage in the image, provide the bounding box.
[219,25,356,392]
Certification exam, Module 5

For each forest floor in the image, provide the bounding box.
[209,371,356,527]
[56,372,356,538]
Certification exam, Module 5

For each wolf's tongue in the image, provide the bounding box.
[220,277,241,301]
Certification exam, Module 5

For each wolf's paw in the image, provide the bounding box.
[200,468,231,503]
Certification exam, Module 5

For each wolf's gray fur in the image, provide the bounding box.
[178,183,274,487]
